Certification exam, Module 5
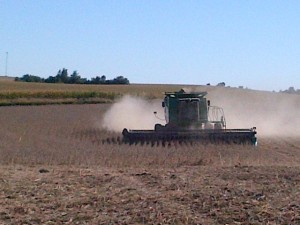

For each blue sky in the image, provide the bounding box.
[1,0,300,91]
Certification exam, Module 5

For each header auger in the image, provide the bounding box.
[122,89,257,146]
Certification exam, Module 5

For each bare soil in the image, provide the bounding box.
[0,104,300,224]
[1,165,300,224]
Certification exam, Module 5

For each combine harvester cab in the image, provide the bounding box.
[122,89,257,146]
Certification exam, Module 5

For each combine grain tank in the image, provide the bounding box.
[122,89,257,145]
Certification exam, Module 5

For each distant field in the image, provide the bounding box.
[0,78,288,106]
[0,76,15,81]
[0,79,190,105]
[0,79,186,95]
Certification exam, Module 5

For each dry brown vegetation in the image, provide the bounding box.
[0,79,188,106]
[0,79,184,98]
[0,80,300,224]
[0,81,300,224]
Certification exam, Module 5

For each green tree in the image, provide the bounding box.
[17,74,44,82]
[100,75,106,83]
[69,70,81,84]
[61,68,69,83]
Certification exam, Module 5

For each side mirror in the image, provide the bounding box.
[162,102,165,107]
[207,100,210,106]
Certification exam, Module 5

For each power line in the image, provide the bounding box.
[5,52,8,76]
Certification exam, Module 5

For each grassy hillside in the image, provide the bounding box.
[1,78,295,105]
[0,79,184,94]
[0,79,187,105]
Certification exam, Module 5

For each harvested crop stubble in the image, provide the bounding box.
[0,166,299,224]
[0,104,300,167]
[1,104,300,224]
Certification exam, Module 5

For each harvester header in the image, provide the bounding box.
[122,89,257,146]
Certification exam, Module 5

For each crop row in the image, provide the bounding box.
[0,91,119,100]
[0,91,122,106]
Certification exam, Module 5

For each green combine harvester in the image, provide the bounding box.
[122,89,257,145]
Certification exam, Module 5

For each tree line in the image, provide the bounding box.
[279,87,300,95]
[15,68,130,85]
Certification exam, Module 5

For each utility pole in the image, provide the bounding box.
[5,52,8,76]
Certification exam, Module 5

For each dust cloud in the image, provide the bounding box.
[102,87,300,137]
[102,95,165,132]
[199,87,300,137]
